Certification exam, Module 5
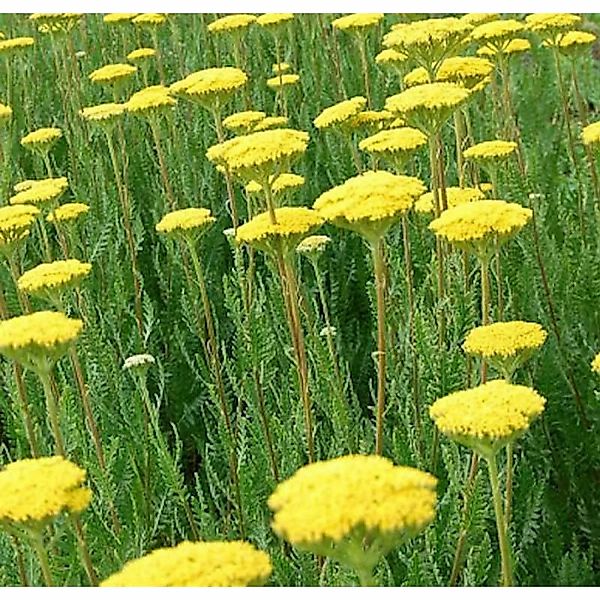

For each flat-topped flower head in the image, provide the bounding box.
[253,116,288,131]
[469,19,524,47]
[359,127,427,166]
[156,207,215,241]
[171,67,248,109]
[314,170,425,244]
[350,110,394,132]
[385,82,471,135]
[30,13,82,35]
[592,352,600,374]
[525,13,581,37]
[313,96,367,131]
[383,18,472,73]
[123,353,156,373]
[430,380,546,457]
[103,13,138,25]
[429,199,532,260]
[126,85,176,118]
[375,48,408,69]
[0,205,40,256]
[0,311,83,374]
[18,259,92,305]
[101,541,271,587]
[0,456,91,527]
[404,56,494,91]
[461,13,500,26]
[236,207,323,256]
[463,139,517,164]
[47,202,89,224]
[80,102,126,131]
[208,14,256,34]
[267,73,300,90]
[415,186,485,214]
[132,13,166,27]
[245,173,305,200]
[268,455,437,572]
[9,177,69,208]
[207,128,308,183]
[332,13,383,32]
[127,47,156,64]
[0,37,34,57]
[464,321,547,380]
[257,13,294,33]
[0,103,12,127]
[223,110,266,134]
[89,63,137,85]
[272,62,291,75]
[296,234,331,259]
[477,38,531,58]
[20,127,62,155]
[582,122,600,148]
[544,30,597,56]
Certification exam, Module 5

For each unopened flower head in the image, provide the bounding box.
[20,127,62,155]
[100,541,271,587]
[208,14,256,34]
[314,170,425,244]
[332,13,383,32]
[314,96,367,131]
[123,353,156,373]
[296,234,331,258]
[0,205,40,256]
[0,456,91,527]
[171,67,248,109]
[0,311,83,374]
[156,207,215,241]
[430,380,546,457]
[9,177,69,208]
[268,455,437,569]
[415,186,485,215]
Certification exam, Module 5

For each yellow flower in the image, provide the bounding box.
[126,85,176,118]
[267,73,300,89]
[582,122,600,148]
[0,205,40,255]
[0,311,83,373]
[20,127,62,154]
[89,63,137,84]
[79,103,126,129]
[350,110,394,130]
[206,128,308,182]
[477,38,531,58]
[30,13,82,34]
[429,199,532,260]
[0,37,35,57]
[171,67,248,108]
[463,139,517,162]
[0,102,13,127]
[207,14,256,34]
[127,47,156,63]
[18,259,92,302]
[268,454,436,571]
[430,380,546,457]
[0,456,91,526]
[525,13,581,35]
[236,207,323,255]
[103,13,138,25]
[156,208,215,239]
[46,202,89,224]
[469,19,524,46]
[101,541,271,587]
[544,30,597,55]
[245,173,305,197]
[252,116,288,131]
[314,170,425,243]
[257,14,294,29]
[9,177,69,207]
[358,127,427,159]
[313,96,367,131]
[464,321,547,379]
[296,234,331,256]
[385,82,471,134]
[375,48,408,68]
[272,62,291,75]
[223,110,266,135]
[415,186,485,214]
[460,13,500,26]
[332,13,383,31]
[404,56,494,90]
[591,352,600,374]
[132,13,166,27]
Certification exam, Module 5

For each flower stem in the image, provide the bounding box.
[39,369,66,456]
[149,117,177,210]
[505,442,514,529]
[70,516,98,586]
[487,453,514,586]
[356,34,372,108]
[30,530,53,587]
[372,238,387,456]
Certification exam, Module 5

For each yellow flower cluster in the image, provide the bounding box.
[375,48,408,67]
[314,171,425,243]
[544,31,597,55]
[272,62,291,75]
[103,13,138,25]
[525,13,581,34]
[80,102,126,126]
[171,67,248,106]
[0,37,34,56]
[257,14,294,29]
[156,208,215,238]
[9,177,69,207]
[358,127,427,157]
[18,259,92,299]
[582,122,600,147]
[126,85,176,117]
[463,139,517,161]
[429,200,532,258]
[253,116,288,131]
[0,311,82,373]
[20,127,62,152]
[415,186,485,214]
[267,73,300,89]
[332,13,383,31]
[404,56,493,90]
[30,13,81,34]
[208,14,256,33]
[430,380,546,455]
[469,19,524,45]
[0,205,40,253]
[223,110,266,134]
[101,541,272,587]
[0,102,12,126]
[236,207,323,255]
[127,47,156,63]
[296,234,331,255]
[268,454,437,549]
[313,96,367,130]
[0,456,91,525]
[477,38,531,58]
[352,110,393,129]
[207,128,309,181]
[245,173,305,196]
[461,13,499,26]
[47,202,89,224]
[89,63,137,84]
[132,13,166,27]
[464,321,547,358]
[591,352,600,374]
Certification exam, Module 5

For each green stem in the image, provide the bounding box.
[149,117,177,210]
[30,530,53,586]
[372,238,386,456]
[39,369,66,456]
[505,442,514,529]
[71,516,98,586]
